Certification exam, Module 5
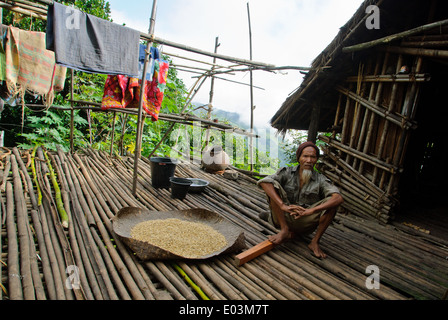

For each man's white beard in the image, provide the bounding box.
[301,169,312,186]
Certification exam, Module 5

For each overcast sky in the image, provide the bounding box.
[107,0,364,131]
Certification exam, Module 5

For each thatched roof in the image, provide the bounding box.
[270,0,446,134]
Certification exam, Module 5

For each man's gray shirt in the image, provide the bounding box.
[257,166,340,207]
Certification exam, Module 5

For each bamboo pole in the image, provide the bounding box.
[5,181,22,300]
[215,259,268,299]
[63,159,113,299]
[10,154,35,299]
[43,150,69,228]
[342,18,448,53]
[352,58,379,170]
[69,153,157,299]
[110,112,116,156]
[247,2,254,171]
[132,0,158,195]
[12,148,53,299]
[149,34,275,69]
[34,152,67,299]
[336,86,416,130]
[382,45,448,59]
[357,52,389,175]
[345,73,430,82]
[345,62,364,164]
[373,54,403,182]
[319,135,399,174]
[0,1,47,20]
[177,262,224,300]
[204,36,220,149]
[70,69,75,153]
[42,104,259,138]
[339,82,355,146]
[63,206,95,300]
[145,262,186,300]
[172,263,209,300]
[62,155,119,299]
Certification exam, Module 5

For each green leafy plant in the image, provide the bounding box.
[18,108,89,152]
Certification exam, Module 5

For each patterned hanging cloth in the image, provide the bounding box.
[4,26,67,106]
[101,46,169,121]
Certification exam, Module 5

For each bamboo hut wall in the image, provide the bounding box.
[319,51,427,222]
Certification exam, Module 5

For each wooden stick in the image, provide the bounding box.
[235,239,276,266]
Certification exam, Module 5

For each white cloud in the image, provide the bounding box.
[108,0,364,129]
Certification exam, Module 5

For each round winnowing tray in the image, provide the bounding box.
[112,207,246,260]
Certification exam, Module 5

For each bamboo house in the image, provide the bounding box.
[271,0,448,225]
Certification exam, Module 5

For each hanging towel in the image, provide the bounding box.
[5,26,67,106]
[46,2,140,77]
[101,49,169,121]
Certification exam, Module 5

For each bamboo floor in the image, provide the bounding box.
[1,147,447,300]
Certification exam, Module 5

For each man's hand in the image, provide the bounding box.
[279,203,301,215]
[290,206,316,219]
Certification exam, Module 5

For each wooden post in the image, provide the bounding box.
[307,102,321,144]
[132,0,158,195]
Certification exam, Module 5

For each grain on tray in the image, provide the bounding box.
[130,218,228,258]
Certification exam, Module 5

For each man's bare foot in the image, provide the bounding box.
[308,241,327,259]
[268,229,294,245]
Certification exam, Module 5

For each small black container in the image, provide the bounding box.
[150,157,178,189]
[170,177,192,200]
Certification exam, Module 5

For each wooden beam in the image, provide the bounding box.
[342,18,448,53]
[381,46,448,59]
[235,239,276,266]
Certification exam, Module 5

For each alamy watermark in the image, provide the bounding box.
[65,265,80,290]
[65,6,82,30]
[365,265,380,290]
[365,5,380,30]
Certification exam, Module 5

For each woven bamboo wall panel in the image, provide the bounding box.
[320,52,427,223]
